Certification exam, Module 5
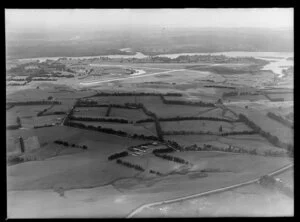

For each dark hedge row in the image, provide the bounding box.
[108,151,129,160]
[69,116,129,123]
[54,140,88,150]
[37,104,55,116]
[105,105,112,117]
[154,153,189,165]
[34,124,54,129]
[75,102,139,109]
[6,105,15,110]
[163,130,257,136]
[87,92,183,98]
[116,159,145,172]
[64,121,159,141]
[238,114,293,156]
[42,111,67,116]
[139,104,164,141]
[137,116,237,123]
[7,100,61,106]
[6,117,21,130]
[204,85,236,89]
[185,143,287,157]
[32,78,57,81]
[264,94,285,102]
[185,144,259,155]
[267,112,293,129]
[152,147,175,154]
[149,169,163,176]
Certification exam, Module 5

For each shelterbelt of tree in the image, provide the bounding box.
[136,116,238,123]
[83,92,183,99]
[6,101,61,106]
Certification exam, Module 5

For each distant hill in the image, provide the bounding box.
[6,27,293,59]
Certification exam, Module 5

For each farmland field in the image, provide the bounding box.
[161,120,250,133]
[109,108,149,121]
[6,27,294,218]
[73,107,108,117]
[228,105,293,145]
[266,93,293,101]
[139,96,214,118]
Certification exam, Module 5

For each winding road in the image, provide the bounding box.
[126,163,293,218]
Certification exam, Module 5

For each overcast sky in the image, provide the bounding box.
[6,8,293,32]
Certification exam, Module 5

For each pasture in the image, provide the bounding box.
[109,108,149,121]
[161,120,250,133]
[73,107,108,117]
[228,105,294,145]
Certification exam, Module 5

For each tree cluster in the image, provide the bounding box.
[108,151,129,160]
[149,169,163,176]
[154,153,189,165]
[54,140,88,150]
[185,143,260,155]
[152,147,175,154]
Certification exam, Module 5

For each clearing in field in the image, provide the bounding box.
[73,107,108,118]
[109,108,149,121]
